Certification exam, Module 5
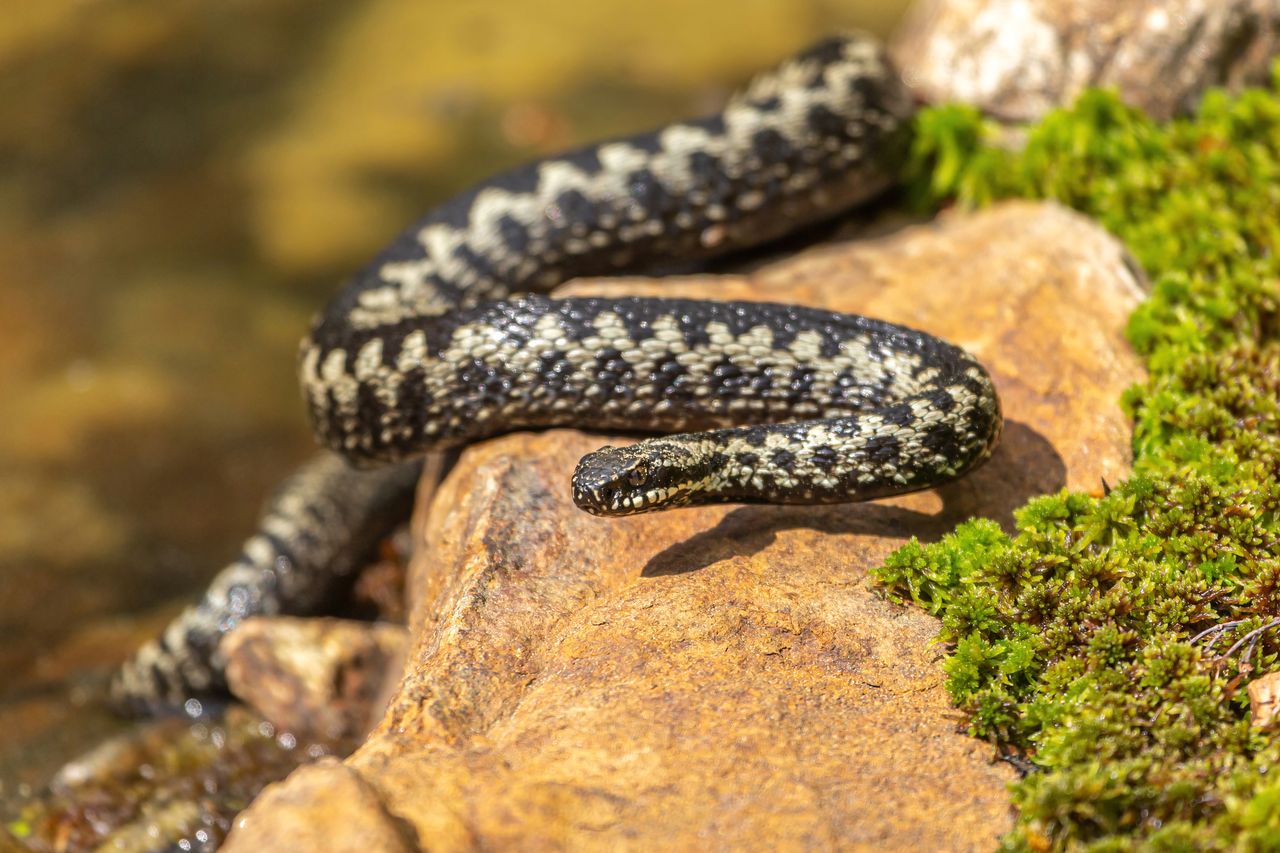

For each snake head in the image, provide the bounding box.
[572,441,703,516]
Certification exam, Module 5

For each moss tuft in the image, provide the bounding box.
[881,67,1280,849]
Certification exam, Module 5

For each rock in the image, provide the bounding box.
[226,758,417,852]
[224,201,1146,851]
[222,617,409,742]
[1249,671,1280,729]
[891,0,1280,122]
[351,553,410,624]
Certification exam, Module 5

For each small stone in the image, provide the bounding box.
[222,617,408,741]
[224,758,416,852]
[1249,671,1280,729]
[892,0,1280,122]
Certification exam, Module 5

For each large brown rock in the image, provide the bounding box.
[225,202,1146,851]
[892,0,1280,121]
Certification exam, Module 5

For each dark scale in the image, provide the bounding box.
[919,420,966,456]
[685,150,738,209]
[498,214,533,255]
[861,433,903,465]
[750,373,775,395]
[926,387,959,413]
[810,446,841,469]
[770,448,798,469]
[805,104,854,140]
[625,168,681,221]
[787,365,819,399]
[112,33,1001,713]
[711,361,749,396]
[548,189,599,232]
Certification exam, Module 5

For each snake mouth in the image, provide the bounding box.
[571,481,622,516]
[572,482,695,517]
[572,480,653,516]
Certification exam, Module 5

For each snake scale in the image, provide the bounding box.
[112,33,1001,712]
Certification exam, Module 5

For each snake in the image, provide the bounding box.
[110,33,1002,713]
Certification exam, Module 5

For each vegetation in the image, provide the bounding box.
[879,70,1280,849]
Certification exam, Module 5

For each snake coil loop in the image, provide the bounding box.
[112,33,1000,712]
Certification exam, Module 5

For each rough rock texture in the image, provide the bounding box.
[225,202,1146,851]
[892,0,1280,121]
[223,617,409,741]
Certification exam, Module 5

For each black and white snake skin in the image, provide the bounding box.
[111,34,1001,712]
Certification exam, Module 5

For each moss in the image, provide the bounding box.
[879,67,1280,849]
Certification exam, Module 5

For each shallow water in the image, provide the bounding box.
[0,0,906,833]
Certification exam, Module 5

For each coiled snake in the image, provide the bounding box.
[112,34,1001,712]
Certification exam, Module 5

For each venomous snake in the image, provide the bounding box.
[112,34,1002,712]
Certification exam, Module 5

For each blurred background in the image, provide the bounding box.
[0,0,910,796]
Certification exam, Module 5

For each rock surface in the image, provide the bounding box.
[223,617,409,741]
[228,758,418,852]
[892,0,1280,121]
[224,202,1146,851]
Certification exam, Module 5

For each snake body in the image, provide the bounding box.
[112,34,1001,712]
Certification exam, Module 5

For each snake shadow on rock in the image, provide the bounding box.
[641,420,1066,577]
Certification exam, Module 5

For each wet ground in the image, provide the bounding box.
[0,0,905,843]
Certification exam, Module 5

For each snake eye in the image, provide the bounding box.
[626,465,647,488]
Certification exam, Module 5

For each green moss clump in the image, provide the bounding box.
[879,68,1280,849]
